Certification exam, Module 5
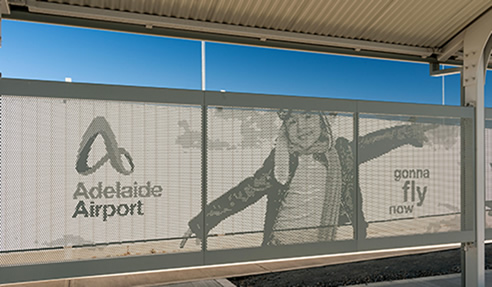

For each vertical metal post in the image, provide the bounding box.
[201,40,208,263]
[461,10,492,286]
[201,92,208,263]
[461,74,478,287]
[0,78,2,252]
[354,108,363,244]
[201,41,206,91]
[442,65,445,105]
[0,0,4,253]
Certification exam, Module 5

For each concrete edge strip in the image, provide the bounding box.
[215,279,237,287]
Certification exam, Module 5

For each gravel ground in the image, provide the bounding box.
[229,244,492,287]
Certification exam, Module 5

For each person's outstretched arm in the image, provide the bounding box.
[357,124,433,164]
[181,150,279,247]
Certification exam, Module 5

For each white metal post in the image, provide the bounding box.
[442,66,445,105]
[461,9,492,287]
[201,41,206,91]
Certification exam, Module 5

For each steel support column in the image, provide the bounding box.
[461,9,492,287]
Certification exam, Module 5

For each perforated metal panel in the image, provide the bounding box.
[0,95,202,266]
[203,107,355,250]
[0,79,477,284]
[358,115,462,238]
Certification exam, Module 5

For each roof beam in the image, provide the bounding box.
[437,32,464,62]
[462,7,492,87]
[0,0,10,48]
[0,0,10,15]
[429,62,462,76]
[438,8,492,63]
[23,0,434,58]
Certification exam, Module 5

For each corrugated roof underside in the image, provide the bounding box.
[43,0,492,49]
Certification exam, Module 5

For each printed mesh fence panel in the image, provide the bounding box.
[0,79,477,283]
[0,95,202,266]
[358,114,462,238]
[202,107,355,250]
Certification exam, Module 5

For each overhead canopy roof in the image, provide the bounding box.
[2,0,492,66]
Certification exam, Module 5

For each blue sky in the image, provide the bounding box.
[1,19,490,106]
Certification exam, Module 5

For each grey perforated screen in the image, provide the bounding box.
[358,115,462,238]
[0,96,202,266]
[0,84,474,280]
[204,108,354,249]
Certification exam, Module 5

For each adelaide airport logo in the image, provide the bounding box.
[76,116,135,176]
[72,116,163,221]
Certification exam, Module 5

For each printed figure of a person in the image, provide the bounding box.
[181,110,430,247]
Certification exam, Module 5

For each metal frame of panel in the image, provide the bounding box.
[0,78,477,284]
[0,78,203,105]
[205,240,357,266]
[0,251,204,285]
